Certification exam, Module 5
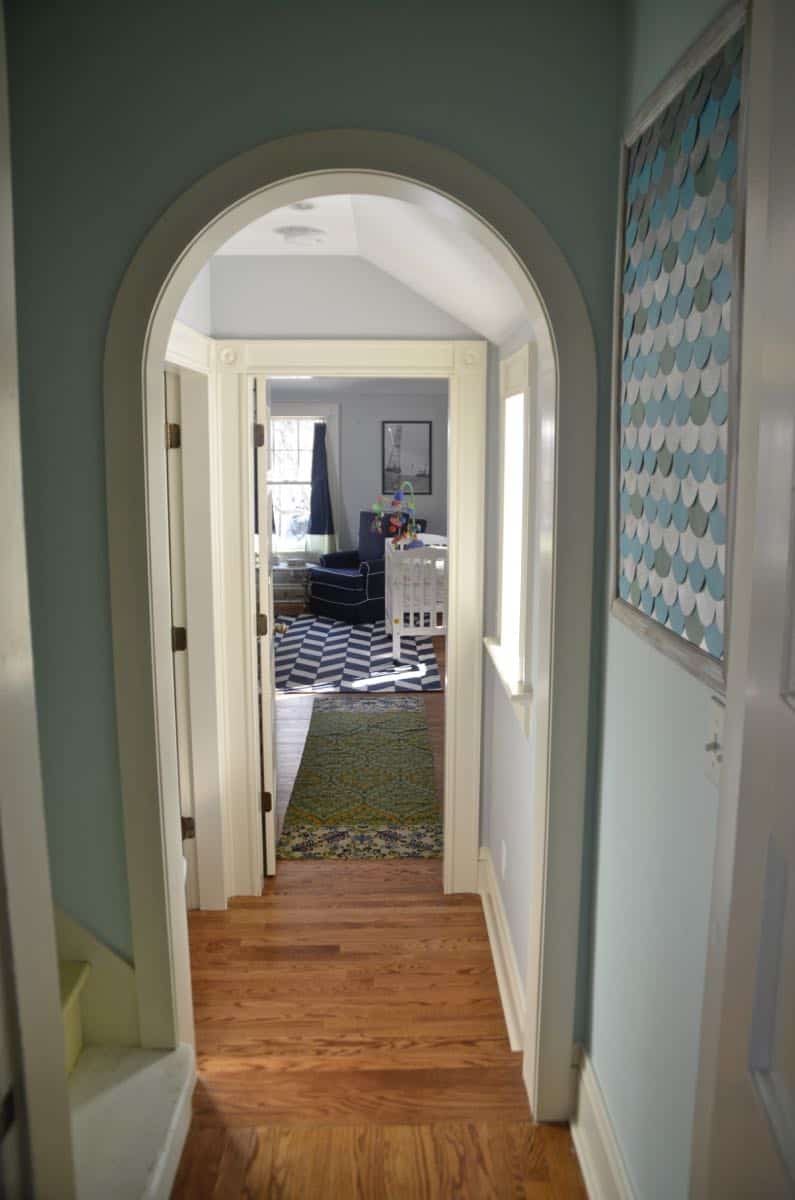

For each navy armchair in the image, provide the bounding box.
[308,510,426,625]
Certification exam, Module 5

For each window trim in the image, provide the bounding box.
[484,344,534,734]
[269,401,340,558]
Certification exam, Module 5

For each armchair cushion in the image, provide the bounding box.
[318,549,359,570]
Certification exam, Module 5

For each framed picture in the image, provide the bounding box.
[610,3,746,692]
[382,420,432,495]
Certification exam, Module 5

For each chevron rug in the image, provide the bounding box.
[274,615,442,693]
[277,695,442,859]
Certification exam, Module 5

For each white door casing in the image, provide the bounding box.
[105,140,596,1120]
[255,378,277,877]
[692,2,795,1194]
[164,369,200,911]
[0,8,76,1192]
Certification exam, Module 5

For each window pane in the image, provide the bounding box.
[272,419,297,454]
[297,449,313,482]
[298,419,317,451]
[271,447,299,482]
[272,483,311,545]
[500,393,525,675]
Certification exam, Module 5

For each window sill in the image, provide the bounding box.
[483,637,532,736]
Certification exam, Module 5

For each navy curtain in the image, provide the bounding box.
[308,422,335,537]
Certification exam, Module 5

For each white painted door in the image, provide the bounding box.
[165,370,199,910]
[699,5,795,1193]
[255,378,277,876]
[166,366,228,910]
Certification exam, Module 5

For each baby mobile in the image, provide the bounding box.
[371,481,424,548]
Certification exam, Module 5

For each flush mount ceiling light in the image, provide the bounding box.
[273,224,326,245]
[289,200,316,211]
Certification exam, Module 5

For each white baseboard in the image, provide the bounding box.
[477,847,525,1051]
[571,1053,636,1200]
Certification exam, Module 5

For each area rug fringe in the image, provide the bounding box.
[277,824,443,859]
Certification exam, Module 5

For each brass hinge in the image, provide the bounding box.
[262,791,273,813]
[172,626,187,652]
[166,422,181,450]
[181,815,196,840]
[256,611,268,638]
[254,422,265,448]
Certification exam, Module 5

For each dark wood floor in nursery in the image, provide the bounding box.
[173,860,586,1198]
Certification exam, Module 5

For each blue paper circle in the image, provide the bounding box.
[709,507,727,544]
[704,621,724,658]
[668,601,685,635]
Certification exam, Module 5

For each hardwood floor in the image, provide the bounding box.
[274,693,313,836]
[173,860,587,1198]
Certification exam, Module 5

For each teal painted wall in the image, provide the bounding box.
[586,1,731,1197]
[4,0,620,959]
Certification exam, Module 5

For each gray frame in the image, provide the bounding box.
[382,419,433,495]
[609,0,748,694]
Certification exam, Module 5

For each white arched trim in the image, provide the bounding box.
[103,131,597,1121]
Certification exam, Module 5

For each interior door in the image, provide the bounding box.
[164,369,199,909]
[700,5,795,1193]
[254,377,277,876]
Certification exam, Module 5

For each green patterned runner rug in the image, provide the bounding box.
[277,695,441,859]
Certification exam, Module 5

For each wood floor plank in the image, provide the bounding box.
[174,856,586,1196]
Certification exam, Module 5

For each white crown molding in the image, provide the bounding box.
[164,320,214,374]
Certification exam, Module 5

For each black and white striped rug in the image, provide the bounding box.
[274,615,443,693]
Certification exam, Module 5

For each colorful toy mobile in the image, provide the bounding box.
[371,481,424,548]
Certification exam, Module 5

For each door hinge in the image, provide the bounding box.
[172,626,187,652]
[166,422,181,450]
[262,791,272,813]
[256,612,268,638]
[181,815,196,840]
[254,422,265,448]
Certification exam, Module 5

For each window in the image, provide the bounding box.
[269,417,318,552]
[485,344,534,732]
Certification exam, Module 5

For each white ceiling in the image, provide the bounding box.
[216,194,525,344]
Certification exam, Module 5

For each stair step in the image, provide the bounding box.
[70,1044,194,1199]
[59,960,91,1076]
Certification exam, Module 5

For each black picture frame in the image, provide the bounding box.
[382,420,432,495]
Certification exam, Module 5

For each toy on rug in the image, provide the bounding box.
[371,481,424,548]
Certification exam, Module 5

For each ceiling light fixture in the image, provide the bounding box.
[289,201,316,212]
[273,224,326,245]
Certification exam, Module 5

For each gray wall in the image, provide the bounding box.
[6,0,619,985]
[270,380,448,548]
[208,256,476,340]
[176,261,212,334]
[586,2,730,1198]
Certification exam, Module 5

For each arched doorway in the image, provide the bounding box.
[104,131,596,1120]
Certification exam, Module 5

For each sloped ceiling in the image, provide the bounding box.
[215,194,525,345]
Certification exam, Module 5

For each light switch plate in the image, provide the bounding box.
[705,694,725,786]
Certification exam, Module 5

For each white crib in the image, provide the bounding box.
[385,535,448,661]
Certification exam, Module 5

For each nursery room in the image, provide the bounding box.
[268,377,449,862]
